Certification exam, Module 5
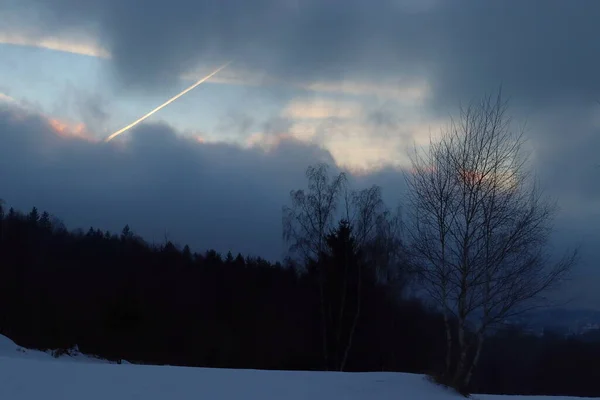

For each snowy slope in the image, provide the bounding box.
[0,335,591,400]
[0,334,119,364]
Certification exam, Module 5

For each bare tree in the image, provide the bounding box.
[283,163,346,370]
[283,163,405,371]
[350,189,406,287]
[406,91,576,390]
[283,164,347,263]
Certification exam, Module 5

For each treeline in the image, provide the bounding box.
[0,203,444,372]
[0,201,599,396]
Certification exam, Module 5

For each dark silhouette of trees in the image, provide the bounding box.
[0,199,442,374]
[0,199,4,245]
[306,220,367,371]
[283,164,408,371]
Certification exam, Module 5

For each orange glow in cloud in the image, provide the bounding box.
[48,118,97,142]
[3,95,98,143]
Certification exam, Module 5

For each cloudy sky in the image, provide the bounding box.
[0,0,598,307]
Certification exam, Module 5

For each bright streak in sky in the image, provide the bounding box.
[105,62,232,142]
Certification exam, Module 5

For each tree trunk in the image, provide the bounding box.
[463,332,484,389]
[443,310,453,377]
[318,274,329,370]
[336,246,350,370]
[452,319,468,388]
[340,261,361,372]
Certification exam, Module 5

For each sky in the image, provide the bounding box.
[0,0,599,308]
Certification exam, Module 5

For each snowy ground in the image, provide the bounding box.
[0,335,591,399]
[0,334,123,364]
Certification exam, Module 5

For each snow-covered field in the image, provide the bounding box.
[0,335,591,399]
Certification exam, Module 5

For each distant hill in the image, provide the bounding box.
[505,308,600,337]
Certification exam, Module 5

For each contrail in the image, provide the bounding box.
[105,61,232,142]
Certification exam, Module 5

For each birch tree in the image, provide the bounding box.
[406,92,576,391]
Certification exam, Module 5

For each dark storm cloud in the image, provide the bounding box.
[530,103,600,203]
[6,0,600,104]
[425,1,600,110]
[0,104,337,261]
